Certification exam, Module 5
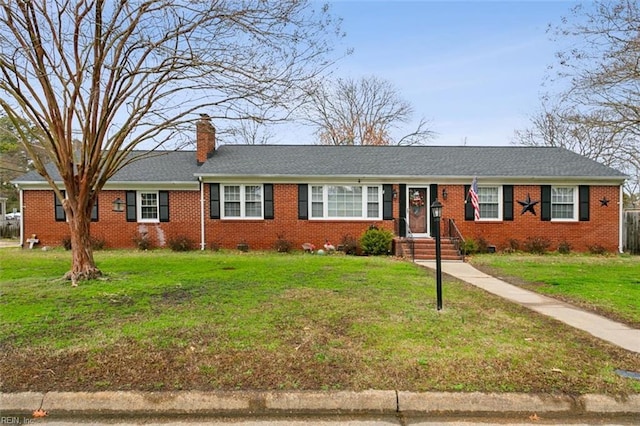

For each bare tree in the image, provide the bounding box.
[515,1,640,202]
[550,1,640,134]
[303,76,435,145]
[222,117,276,145]
[0,0,341,284]
[514,102,639,179]
[0,115,45,210]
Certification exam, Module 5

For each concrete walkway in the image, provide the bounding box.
[417,260,640,353]
[0,239,21,248]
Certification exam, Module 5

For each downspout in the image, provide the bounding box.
[619,184,624,254]
[200,177,206,250]
[19,187,24,247]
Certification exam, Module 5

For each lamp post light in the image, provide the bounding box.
[430,199,443,311]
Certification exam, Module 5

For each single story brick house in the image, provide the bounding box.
[12,116,627,256]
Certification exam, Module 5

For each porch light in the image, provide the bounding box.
[442,188,448,200]
[112,197,125,212]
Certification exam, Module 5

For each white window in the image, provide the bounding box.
[367,186,380,218]
[551,186,576,220]
[222,184,263,219]
[310,185,381,219]
[138,191,158,222]
[311,186,324,218]
[478,186,500,220]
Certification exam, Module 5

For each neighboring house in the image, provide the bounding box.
[12,116,627,256]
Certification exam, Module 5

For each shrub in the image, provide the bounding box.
[461,239,478,255]
[359,227,394,255]
[524,236,551,255]
[133,232,153,250]
[61,235,106,250]
[274,235,292,253]
[167,235,195,252]
[588,244,608,255]
[506,239,520,253]
[557,240,572,254]
[209,241,221,252]
[61,236,72,250]
[476,237,490,254]
[91,236,106,250]
[340,234,358,255]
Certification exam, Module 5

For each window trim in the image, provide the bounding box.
[137,191,159,223]
[308,184,382,220]
[476,185,502,221]
[550,185,578,221]
[221,184,264,220]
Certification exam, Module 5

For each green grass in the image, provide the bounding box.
[469,253,640,327]
[1,248,639,394]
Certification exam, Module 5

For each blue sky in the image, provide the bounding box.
[280,0,578,146]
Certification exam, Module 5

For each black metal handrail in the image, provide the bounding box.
[446,218,465,261]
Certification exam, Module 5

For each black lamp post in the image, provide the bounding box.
[431,199,443,311]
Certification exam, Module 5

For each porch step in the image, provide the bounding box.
[394,237,463,261]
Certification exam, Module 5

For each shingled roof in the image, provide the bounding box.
[13,151,201,184]
[12,145,627,185]
[196,145,627,180]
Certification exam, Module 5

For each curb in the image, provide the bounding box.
[2,391,639,416]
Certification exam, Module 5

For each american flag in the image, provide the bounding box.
[469,177,480,221]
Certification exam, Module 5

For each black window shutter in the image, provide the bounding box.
[209,183,220,219]
[382,184,393,220]
[503,185,514,221]
[579,185,590,221]
[541,185,551,221]
[54,190,66,221]
[159,191,169,222]
[91,196,99,222]
[298,184,308,220]
[126,191,137,222]
[264,184,274,219]
[464,185,474,221]
[399,184,407,237]
[429,183,438,232]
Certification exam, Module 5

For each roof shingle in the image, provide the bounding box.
[12,145,627,184]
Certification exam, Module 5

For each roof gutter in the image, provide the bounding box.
[12,181,200,191]
[193,174,627,185]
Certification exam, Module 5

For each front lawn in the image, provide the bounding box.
[469,254,640,328]
[1,249,638,394]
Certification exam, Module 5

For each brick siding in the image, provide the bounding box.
[204,184,394,251]
[441,184,620,252]
[21,183,621,253]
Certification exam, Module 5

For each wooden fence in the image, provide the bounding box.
[624,210,640,254]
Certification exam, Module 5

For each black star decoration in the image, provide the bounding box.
[517,193,539,216]
[600,197,610,207]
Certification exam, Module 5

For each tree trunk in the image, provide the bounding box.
[64,210,102,286]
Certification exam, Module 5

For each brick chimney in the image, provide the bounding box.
[196,114,216,165]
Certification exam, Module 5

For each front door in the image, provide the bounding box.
[407,187,428,236]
